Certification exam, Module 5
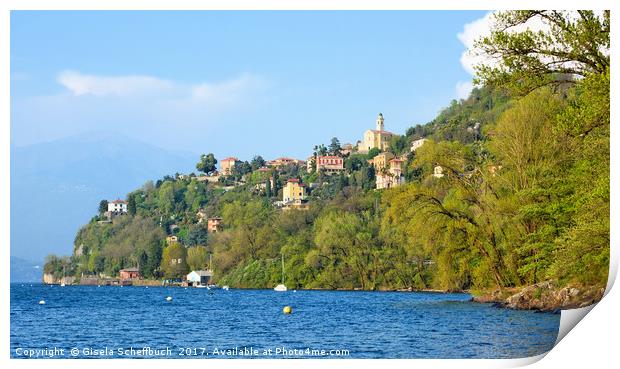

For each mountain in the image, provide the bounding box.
[10,132,198,266]
[10,256,43,283]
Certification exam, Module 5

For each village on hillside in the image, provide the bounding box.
[102,112,437,218]
[48,113,444,287]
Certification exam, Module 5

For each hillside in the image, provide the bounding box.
[41,11,610,300]
[42,74,609,297]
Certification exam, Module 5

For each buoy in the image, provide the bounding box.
[283,306,292,314]
[39,300,46,305]
[166,296,173,302]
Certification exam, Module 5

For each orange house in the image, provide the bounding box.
[207,217,222,233]
[119,268,141,280]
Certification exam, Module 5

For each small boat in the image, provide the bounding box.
[195,284,209,289]
[222,285,229,291]
[274,254,287,292]
[60,283,66,287]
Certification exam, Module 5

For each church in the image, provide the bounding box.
[357,113,395,153]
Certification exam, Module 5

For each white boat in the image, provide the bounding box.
[60,283,66,287]
[222,285,230,291]
[274,254,287,292]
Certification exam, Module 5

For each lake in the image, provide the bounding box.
[10,284,559,359]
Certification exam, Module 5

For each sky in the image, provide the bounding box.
[11,10,490,161]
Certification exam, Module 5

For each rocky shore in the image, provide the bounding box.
[472,281,605,312]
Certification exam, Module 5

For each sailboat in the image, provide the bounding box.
[274,254,287,292]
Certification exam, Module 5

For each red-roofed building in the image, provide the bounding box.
[283,178,307,203]
[119,267,141,280]
[267,157,306,168]
[207,217,222,233]
[107,199,128,214]
[220,157,239,176]
[316,156,344,173]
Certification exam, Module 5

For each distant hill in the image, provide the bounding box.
[10,256,42,283]
[11,132,198,266]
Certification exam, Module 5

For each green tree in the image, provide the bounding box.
[160,243,189,279]
[196,153,218,175]
[367,147,380,159]
[98,200,108,214]
[475,11,610,95]
[389,135,408,155]
[265,178,272,198]
[187,246,209,271]
[328,137,341,156]
[250,155,266,170]
[313,210,378,289]
[143,239,163,279]
[232,161,253,180]
[158,181,175,214]
[184,224,209,247]
[314,144,328,156]
[127,194,137,216]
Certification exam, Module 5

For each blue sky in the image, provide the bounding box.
[11,10,488,161]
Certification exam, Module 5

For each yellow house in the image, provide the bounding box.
[367,152,395,171]
[282,178,307,203]
[357,113,395,153]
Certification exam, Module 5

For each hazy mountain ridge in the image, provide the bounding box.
[11,132,198,265]
[10,256,42,283]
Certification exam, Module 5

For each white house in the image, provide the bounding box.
[186,270,213,286]
[410,138,428,152]
[108,199,128,214]
[433,165,445,178]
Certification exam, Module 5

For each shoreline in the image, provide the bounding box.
[30,279,604,312]
[470,281,605,312]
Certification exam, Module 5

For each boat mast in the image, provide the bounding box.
[281,253,285,284]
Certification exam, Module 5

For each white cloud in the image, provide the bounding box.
[58,70,177,97]
[457,12,494,76]
[57,70,267,104]
[457,11,549,77]
[12,70,273,151]
[455,80,473,100]
[454,11,556,100]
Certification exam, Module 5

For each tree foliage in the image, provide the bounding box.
[196,153,218,175]
[474,10,610,95]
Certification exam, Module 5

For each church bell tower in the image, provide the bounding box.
[376,113,384,131]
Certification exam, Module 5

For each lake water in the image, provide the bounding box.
[10,284,559,359]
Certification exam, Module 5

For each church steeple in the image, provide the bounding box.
[376,113,384,131]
